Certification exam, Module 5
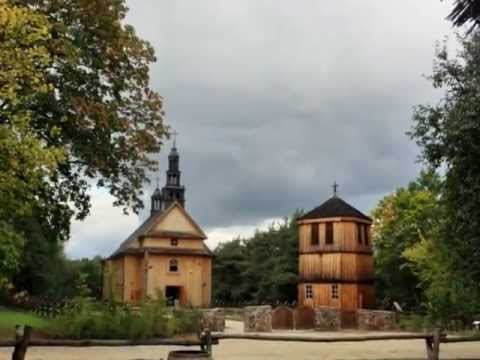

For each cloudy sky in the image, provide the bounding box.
[66,0,456,259]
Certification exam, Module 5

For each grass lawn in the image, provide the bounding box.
[0,306,50,339]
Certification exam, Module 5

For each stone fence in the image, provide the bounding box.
[357,309,398,331]
[201,308,226,332]
[240,305,397,332]
[314,307,341,331]
[244,305,272,332]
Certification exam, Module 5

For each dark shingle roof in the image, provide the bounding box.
[299,196,372,222]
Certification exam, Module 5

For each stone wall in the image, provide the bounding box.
[357,309,397,331]
[244,305,272,332]
[201,308,226,332]
[314,307,341,331]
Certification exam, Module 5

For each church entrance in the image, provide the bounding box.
[165,286,181,306]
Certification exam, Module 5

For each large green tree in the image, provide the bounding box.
[1,0,167,294]
[213,212,300,305]
[371,171,443,310]
[0,0,64,288]
[13,0,167,228]
[410,32,480,320]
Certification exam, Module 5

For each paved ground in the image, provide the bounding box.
[1,320,479,360]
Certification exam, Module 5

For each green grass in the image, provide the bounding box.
[0,306,50,330]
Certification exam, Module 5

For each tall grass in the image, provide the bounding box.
[49,296,201,339]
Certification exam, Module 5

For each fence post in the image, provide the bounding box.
[425,328,441,360]
[200,327,212,357]
[12,325,31,360]
[205,328,212,357]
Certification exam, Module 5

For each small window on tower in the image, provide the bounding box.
[357,223,363,245]
[169,259,178,272]
[332,284,339,299]
[326,222,334,244]
[311,223,319,245]
[305,284,313,299]
[171,238,178,246]
[364,225,369,245]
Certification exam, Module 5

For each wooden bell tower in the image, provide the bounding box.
[297,185,375,312]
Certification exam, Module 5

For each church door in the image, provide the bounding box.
[165,286,181,306]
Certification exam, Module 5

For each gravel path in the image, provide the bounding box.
[1,321,479,360]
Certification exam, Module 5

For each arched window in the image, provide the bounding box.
[169,259,178,272]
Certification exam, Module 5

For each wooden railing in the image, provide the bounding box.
[1,325,479,360]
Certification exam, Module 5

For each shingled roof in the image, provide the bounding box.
[299,196,372,222]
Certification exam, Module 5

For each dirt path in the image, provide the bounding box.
[1,321,479,360]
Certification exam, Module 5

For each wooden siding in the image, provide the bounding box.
[141,237,204,249]
[145,254,211,307]
[299,221,372,254]
[104,251,211,307]
[299,253,373,282]
[152,206,202,236]
[298,283,375,310]
[123,255,142,302]
[298,217,375,311]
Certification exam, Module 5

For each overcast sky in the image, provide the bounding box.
[66,0,456,259]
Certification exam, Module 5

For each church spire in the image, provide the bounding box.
[151,135,186,214]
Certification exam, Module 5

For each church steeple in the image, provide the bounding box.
[150,137,186,215]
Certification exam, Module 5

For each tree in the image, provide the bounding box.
[1,0,167,294]
[0,0,64,288]
[371,171,444,310]
[213,212,301,305]
[12,0,167,231]
[213,239,250,303]
[447,0,480,33]
[410,31,480,320]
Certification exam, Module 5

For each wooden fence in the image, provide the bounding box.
[1,325,479,360]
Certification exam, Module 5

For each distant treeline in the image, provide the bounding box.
[212,213,301,305]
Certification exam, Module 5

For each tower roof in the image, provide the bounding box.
[299,196,372,222]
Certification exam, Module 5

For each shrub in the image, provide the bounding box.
[49,295,200,339]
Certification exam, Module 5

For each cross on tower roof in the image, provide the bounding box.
[171,130,179,148]
[333,181,339,197]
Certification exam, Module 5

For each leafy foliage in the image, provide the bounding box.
[371,171,444,310]
[12,0,167,222]
[213,212,300,305]
[409,32,480,321]
[50,295,200,339]
[447,0,480,33]
[1,0,167,293]
[0,0,64,288]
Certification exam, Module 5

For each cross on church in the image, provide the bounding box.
[171,130,179,147]
[333,181,339,196]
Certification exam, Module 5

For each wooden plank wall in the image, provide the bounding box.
[298,283,376,310]
[299,221,371,254]
[299,254,373,281]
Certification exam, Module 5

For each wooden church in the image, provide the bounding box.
[297,185,375,312]
[103,144,213,307]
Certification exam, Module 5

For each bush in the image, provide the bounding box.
[398,313,430,332]
[49,295,201,339]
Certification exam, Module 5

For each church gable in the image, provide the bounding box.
[148,203,206,238]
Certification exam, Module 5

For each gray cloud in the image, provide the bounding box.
[68,0,455,258]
